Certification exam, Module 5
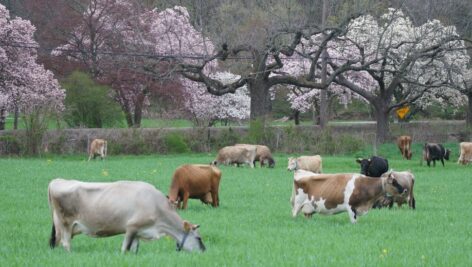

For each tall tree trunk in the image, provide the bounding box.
[293,110,300,125]
[319,0,329,128]
[13,105,19,130]
[133,92,146,128]
[0,108,6,130]
[466,93,472,127]
[248,79,271,123]
[373,103,390,144]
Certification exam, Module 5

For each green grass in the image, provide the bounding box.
[1,146,471,266]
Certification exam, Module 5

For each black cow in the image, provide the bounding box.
[356,156,389,177]
[423,143,450,167]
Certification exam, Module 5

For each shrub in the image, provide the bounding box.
[62,71,123,128]
[164,133,189,153]
[0,135,21,155]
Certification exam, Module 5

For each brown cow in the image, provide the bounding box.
[287,155,322,173]
[168,164,222,209]
[376,171,416,209]
[235,144,275,168]
[397,136,412,160]
[88,139,107,161]
[458,142,472,165]
[291,172,406,223]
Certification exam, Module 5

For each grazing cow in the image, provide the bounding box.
[88,139,107,161]
[287,155,322,173]
[291,173,406,223]
[458,142,472,165]
[235,144,276,168]
[375,171,416,209]
[356,156,389,177]
[397,135,412,160]
[168,164,222,209]
[48,178,206,253]
[212,145,256,168]
[423,143,450,167]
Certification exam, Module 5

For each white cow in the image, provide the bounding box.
[287,155,322,173]
[48,178,206,253]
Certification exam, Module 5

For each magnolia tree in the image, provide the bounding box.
[0,4,64,132]
[181,71,250,126]
[0,4,64,154]
[327,8,469,143]
[53,2,216,127]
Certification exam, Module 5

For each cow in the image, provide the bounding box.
[235,144,276,168]
[458,142,472,165]
[291,173,406,223]
[287,155,322,173]
[375,171,416,209]
[88,139,107,161]
[422,143,450,167]
[48,178,206,253]
[397,135,412,160]
[212,145,257,168]
[356,156,389,177]
[168,164,222,209]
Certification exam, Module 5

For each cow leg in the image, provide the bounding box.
[121,230,137,253]
[441,159,445,167]
[211,190,219,207]
[130,238,140,253]
[348,206,357,224]
[61,228,72,252]
[182,192,190,209]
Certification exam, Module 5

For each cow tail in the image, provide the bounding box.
[410,178,416,210]
[49,224,56,249]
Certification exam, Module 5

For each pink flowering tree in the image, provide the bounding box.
[53,2,216,127]
[0,4,65,153]
[181,71,250,126]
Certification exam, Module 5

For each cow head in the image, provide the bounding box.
[287,157,297,171]
[210,160,218,166]
[176,221,206,252]
[407,150,412,160]
[445,149,451,160]
[384,173,407,196]
[356,158,370,175]
[268,157,276,168]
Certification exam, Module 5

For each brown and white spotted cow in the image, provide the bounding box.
[397,135,412,160]
[291,172,406,223]
[88,139,107,161]
[458,142,472,165]
[48,178,206,253]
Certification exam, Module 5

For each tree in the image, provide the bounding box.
[328,8,469,143]
[0,3,65,137]
[62,71,123,128]
[181,71,250,126]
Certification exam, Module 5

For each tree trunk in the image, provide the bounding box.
[133,92,146,128]
[293,110,300,125]
[0,108,6,130]
[248,79,271,123]
[373,103,390,144]
[466,93,472,127]
[319,0,329,128]
[13,105,19,130]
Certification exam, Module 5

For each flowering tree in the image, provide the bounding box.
[0,4,65,131]
[0,4,65,154]
[181,71,250,126]
[53,1,215,127]
[327,9,469,143]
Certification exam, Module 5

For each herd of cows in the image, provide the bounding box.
[48,136,472,254]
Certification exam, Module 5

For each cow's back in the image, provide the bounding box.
[295,173,352,208]
[297,155,322,173]
[172,164,221,193]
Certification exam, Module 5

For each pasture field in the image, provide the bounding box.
[1,145,471,266]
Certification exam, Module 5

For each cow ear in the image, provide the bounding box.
[387,175,393,184]
[183,221,192,232]
[192,224,200,230]
[356,158,362,164]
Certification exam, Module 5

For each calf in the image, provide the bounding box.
[235,144,276,168]
[168,164,222,209]
[88,139,107,161]
[458,142,472,165]
[291,173,406,223]
[423,143,450,167]
[287,155,322,173]
[48,178,205,253]
[356,156,389,177]
[376,171,416,209]
[212,145,256,168]
[397,135,412,160]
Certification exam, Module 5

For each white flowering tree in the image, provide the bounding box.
[327,9,469,143]
[181,71,250,126]
[0,4,65,153]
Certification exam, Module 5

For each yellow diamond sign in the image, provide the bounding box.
[396,106,410,119]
